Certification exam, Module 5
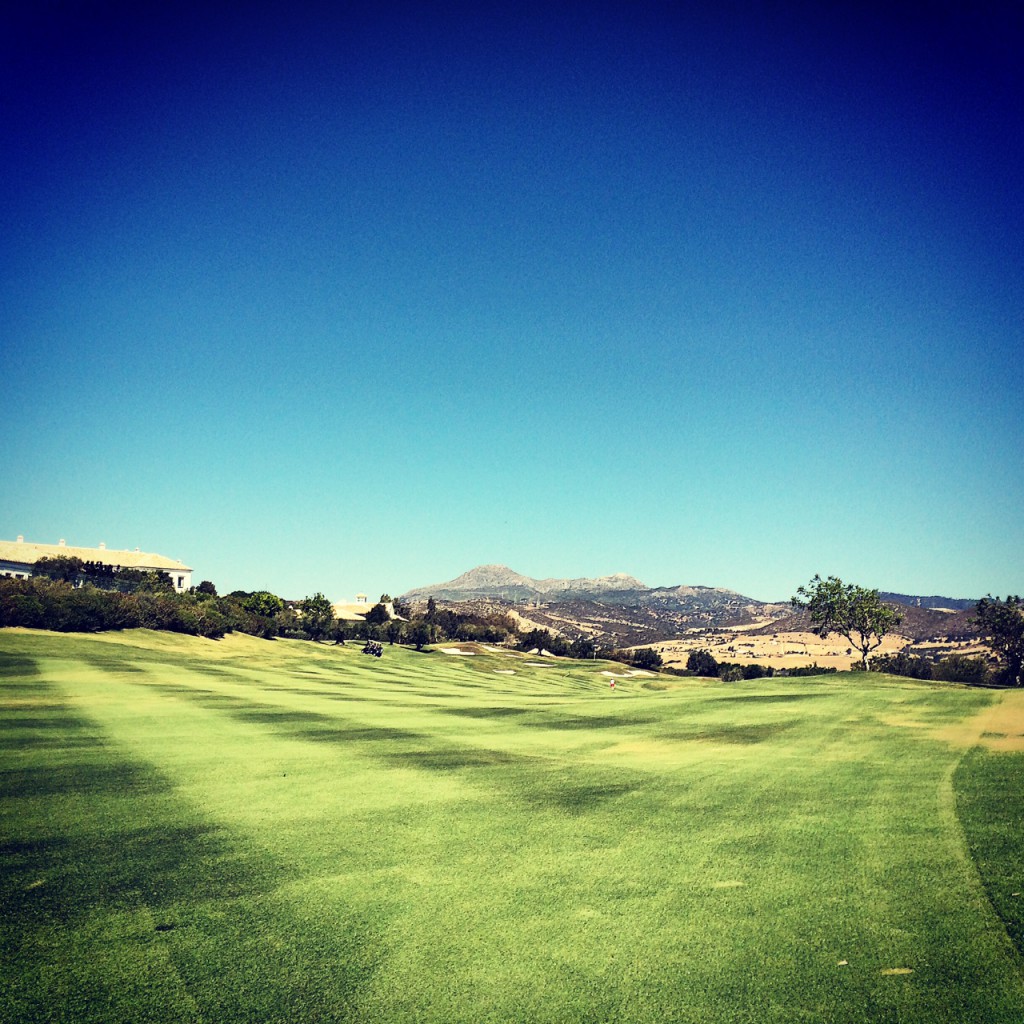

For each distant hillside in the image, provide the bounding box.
[880,592,977,612]
[400,566,982,647]
[400,564,648,603]
[756,603,980,642]
[400,565,791,645]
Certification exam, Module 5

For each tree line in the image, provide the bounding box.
[3,561,1020,684]
[0,559,568,654]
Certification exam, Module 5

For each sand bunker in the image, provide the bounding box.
[441,648,475,655]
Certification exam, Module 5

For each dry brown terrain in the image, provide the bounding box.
[644,627,988,672]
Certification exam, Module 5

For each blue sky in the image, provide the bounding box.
[2,2,1021,602]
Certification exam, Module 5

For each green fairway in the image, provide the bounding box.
[2,629,1023,1023]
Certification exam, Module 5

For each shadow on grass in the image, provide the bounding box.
[386,746,529,771]
[0,710,106,752]
[662,721,798,744]
[296,725,423,743]
[442,706,531,719]
[715,693,826,703]
[0,659,386,1023]
[520,775,639,815]
[519,713,656,731]
[954,748,1024,958]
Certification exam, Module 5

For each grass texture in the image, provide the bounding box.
[2,629,1023,1023]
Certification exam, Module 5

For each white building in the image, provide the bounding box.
[0,536,193,592]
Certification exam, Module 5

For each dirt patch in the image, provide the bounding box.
[935,691,1024,751]
[655,630,911,672]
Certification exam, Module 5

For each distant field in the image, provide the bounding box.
[2,628,1023,1023]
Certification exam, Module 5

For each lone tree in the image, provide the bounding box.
[364,602,390,625]
[242,590,283,618]
[632,647,663,671]
[687,649,720,677]
[407,620,432,651]
[972,595,1024,687]
[299,592,334,641]
[792,575,902,669]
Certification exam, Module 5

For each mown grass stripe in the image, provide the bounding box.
[954,746,1024,960]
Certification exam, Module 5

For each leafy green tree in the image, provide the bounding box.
[792,575,903,669]
[687,649,719,676]
[518,628,569,655]
[360,621,383,642]
[972,595,1024,687]
[933,654,991,685]
[569,636,596,660]
[385,620,402,645]
[425,596,437,622]
[365,602,390,625]
[243,590,284,618]
[408,620,432,651]
[32,556,85,583]
[299,592,334,641]
[114,568,174,593]
[196,580,218,596]
[632,647,663,671]
[872,651,933,680]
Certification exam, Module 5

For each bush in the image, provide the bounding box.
[778,663,837,676]
[632,647,663,671]
[933,655,991,685]
[873,651,934,680]
[686,649,719,677]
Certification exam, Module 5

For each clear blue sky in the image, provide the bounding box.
[3,2,1021,602]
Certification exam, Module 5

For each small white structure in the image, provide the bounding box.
[0,536,193,591]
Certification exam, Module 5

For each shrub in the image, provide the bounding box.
[632,647,663,671]
[778,663,837,676]
[686,649,719,677]
[873,651,934,680]
[933,655,991,685]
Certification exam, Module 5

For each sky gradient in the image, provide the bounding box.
[3,2,1022,602]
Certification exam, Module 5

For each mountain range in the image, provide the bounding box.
[399,565,979,647]
[400,565,790,643]
[399,563,778,609]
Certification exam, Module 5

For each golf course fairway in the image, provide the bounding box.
[2,628,1023,1023]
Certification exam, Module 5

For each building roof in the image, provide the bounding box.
[332,599,398,621]
[0,538,192,572]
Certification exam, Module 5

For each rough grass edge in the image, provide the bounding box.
[953,746,1024,961]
